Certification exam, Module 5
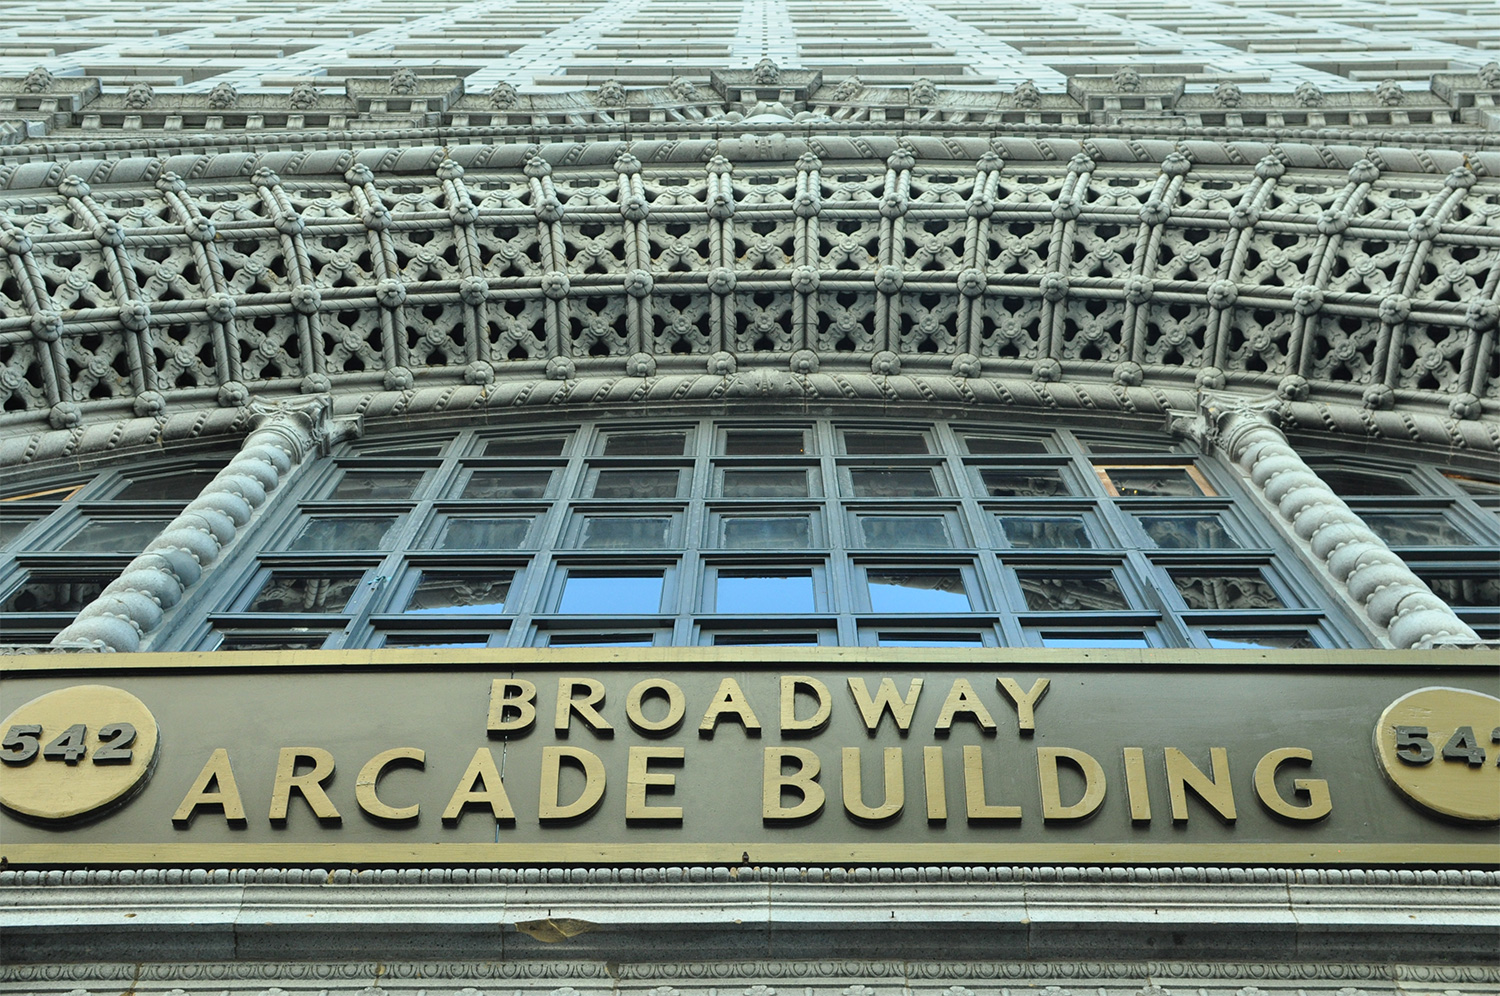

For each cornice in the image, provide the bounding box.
[4,866,1497,978]
[3,65,1498,158]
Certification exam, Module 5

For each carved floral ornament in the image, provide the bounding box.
[0,139,1494,441]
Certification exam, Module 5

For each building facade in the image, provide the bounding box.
[1,1,1498,994]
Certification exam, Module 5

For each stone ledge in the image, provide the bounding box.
[4,873,1497,967]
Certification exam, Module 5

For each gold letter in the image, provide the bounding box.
[923,745,947,821]
[1122,747,1152,822]
[847,677,924,733]
[962,745,1020,821]
[626,678,685,735]
[699,677,762,736]
[488,679,537,733]
[356,747,424,821]
[442,748,515,823]
[626,746,685,821]
[780,676,831,734]
[172,748,245,825]
[555,678,613,735]
[935,679,996,733]
[763,747,825,821]
[538,746,606,821]
[1254,747,1332,822]
[1165,747,1237,823]
[996,677,1050,735]
[842,747,904,821]
[1036,747,1106,821]
[269,747,340,822]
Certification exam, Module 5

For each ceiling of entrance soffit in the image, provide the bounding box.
[0,136,1497,446]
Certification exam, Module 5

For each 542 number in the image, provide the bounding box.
[0,723,136,766]
[1394,725,1498,767]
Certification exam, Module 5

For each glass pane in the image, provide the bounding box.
[0,626,63,643]
[1361,513,1474,547]
[1138,515,1237,549]
[59,518,171,552]
[714,633,820,645]
[0,515,40,548]
[357,444,445,458]
[859,516,951,548]
[722,469,809,498]
[1173,571,1284,610]
[116,469,219,500]
[1017,572,1128,611]
[1206,632,1316,649]
[1444,473,1500,496]
[288,516,396,551]
[547,634,657,647]
[721,516,812,549]
[1077,437,1163,454]
[1040,632,1149,648]
[484,436,567,457]
[403,573,512,614]
[1103,467,1204,498]
[868,570,970,612]
[217,634,330,651]
[1000,516,1090,549]
[603,432,686,456]
[849,468,939,498]
[1315,468,1417,496]
[593,469,679,499]
[1421,575,1500,608]
[559,573,664,614]
[980,470,1068,498]
[443,517,531,550]
[844,431,928,454]
[716,573,815,613]
[2,483,85,502]
[963,436,1050,455]
[2,577,112,613]
[724,431,806,455]
[330,471,423,500]
[878,633,984,646]
[463,470,552,500]
[248,575,361,613]
[384,636,491,648]
[578,516,672,549]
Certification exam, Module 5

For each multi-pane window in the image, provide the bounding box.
[15,420,1490,651]
[163,418,1379,652]
[0,454,233,644]
[1307,453,1500,642]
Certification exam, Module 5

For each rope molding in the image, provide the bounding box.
[2,372,1497,478]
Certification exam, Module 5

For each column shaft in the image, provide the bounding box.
[1205,399,1478,649]
[51,396,355,652]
